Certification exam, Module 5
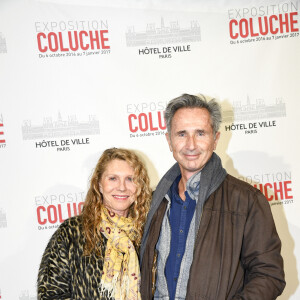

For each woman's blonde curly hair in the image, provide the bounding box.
[81,148,152,256]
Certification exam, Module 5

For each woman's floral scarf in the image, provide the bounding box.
[99,207,141,300]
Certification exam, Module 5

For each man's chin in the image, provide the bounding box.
[179,163,203,174]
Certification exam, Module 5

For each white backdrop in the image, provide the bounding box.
[0,0,299,299]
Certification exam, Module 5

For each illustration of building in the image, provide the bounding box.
[222,96,286,122]
[19,290,36,300]
[126,17,201,46]
[0,33,7,53]
[22,113,100,140]
[0,209,7,228]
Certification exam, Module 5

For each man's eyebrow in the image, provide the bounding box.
[175,129,205,134]
[175,130,186,135]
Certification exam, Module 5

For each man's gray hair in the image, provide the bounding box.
[164,93,222,136]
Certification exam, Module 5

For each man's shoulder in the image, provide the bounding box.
[152,163,180,198]
[213,174,268,212]
[223,174,264,198]
[161,162,181,181]
[224,174,258,193]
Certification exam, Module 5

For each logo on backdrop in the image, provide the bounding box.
[22,112,100,151]
[35,191,85,230]
[0,32,7,53]
[222,96,286,134]
[127,100,168,138]
[35,20,111,58]
[19,290,36,300]
[126,17,201,59]
[228,1,299,44]
[0,208,7,228]
[0,114,6,149]
[239,170,293,206]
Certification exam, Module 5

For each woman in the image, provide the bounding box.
[37,148,152,300]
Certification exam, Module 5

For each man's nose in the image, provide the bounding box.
[186,135,196,150]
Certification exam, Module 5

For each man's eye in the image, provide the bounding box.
[197,131,204,136]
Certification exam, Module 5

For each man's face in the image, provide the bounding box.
[166,107,220,179]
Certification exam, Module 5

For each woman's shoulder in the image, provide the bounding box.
[61,215,82,228]
[48,215,84,245]
[60,214,83,235]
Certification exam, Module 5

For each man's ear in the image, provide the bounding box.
[214,131,221,150]
[166,132,173,152]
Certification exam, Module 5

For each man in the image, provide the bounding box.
[140,94,285,299]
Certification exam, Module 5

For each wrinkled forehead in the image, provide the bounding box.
[171,107,213,131]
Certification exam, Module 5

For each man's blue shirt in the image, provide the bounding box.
[165,175,196,300]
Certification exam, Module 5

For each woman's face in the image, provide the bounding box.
[99,159,137,217]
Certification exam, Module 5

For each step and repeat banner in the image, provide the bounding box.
[0,0,299,299]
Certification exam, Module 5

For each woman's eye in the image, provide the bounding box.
[109,177,116,181]
[127,177,134,182]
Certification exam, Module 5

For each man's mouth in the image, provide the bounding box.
[184,153,200,160]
